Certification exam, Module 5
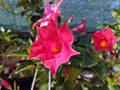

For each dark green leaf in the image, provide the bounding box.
[16,0,30,8]
[31,15,41,23]
[98,59,109,74]
[78,37,91,45]
[21,10,29,16]
[9,49,28,57]
[83,56,98,68]
[91,59,108,83]
[16,61,35,73]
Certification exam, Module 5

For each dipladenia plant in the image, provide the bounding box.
[2,0,120,90]
[26,0,120,90]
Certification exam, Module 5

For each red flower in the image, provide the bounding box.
[0,78,12,90]
[92,27,117,52]
[28,21,80,78]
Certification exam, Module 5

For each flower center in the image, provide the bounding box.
[100,40,108,47]
[52,44,62,54]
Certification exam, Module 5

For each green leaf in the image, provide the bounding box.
[21,10,29,16]
[78,37,91,45]
[111,11,120,23]
[9,49,28,57]
[97,23,108,29]
[39,83,48,90]
[91,66,105,83]
[91,59,108,83]
[26,39,32,53]
[83,57,99,68]
[114,8,120,16]
[97,59,109,74]
[31,15,41,23]
[38,0,42,4]
[16,0,30,8]
[26,15,32,22]
[16,61,35,73]
[0,65,3,73]
[31,0,38,5]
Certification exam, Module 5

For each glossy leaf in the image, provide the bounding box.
[16,61,35,73]
[9,49,28,57]
[91,59,108,83]
[83,56,99,68]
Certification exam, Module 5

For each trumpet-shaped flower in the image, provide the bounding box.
[92,27,117,52]
[28,22,80,78]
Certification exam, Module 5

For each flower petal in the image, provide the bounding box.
[59,22,74,44]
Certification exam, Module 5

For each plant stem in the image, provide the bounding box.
[30,68,38,90]
[48,70,51,90]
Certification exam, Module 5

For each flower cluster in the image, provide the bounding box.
[28,0,118,80]
[1,0,120,90]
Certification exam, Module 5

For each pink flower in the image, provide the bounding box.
[75,19,87,33]
[44,0,63,16]
[91,27,117,52]
[28,22,80,78]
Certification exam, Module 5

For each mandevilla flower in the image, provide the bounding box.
[92,27,117,52]
[28,21,80,78]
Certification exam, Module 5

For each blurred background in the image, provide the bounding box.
[0,0,120,32]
